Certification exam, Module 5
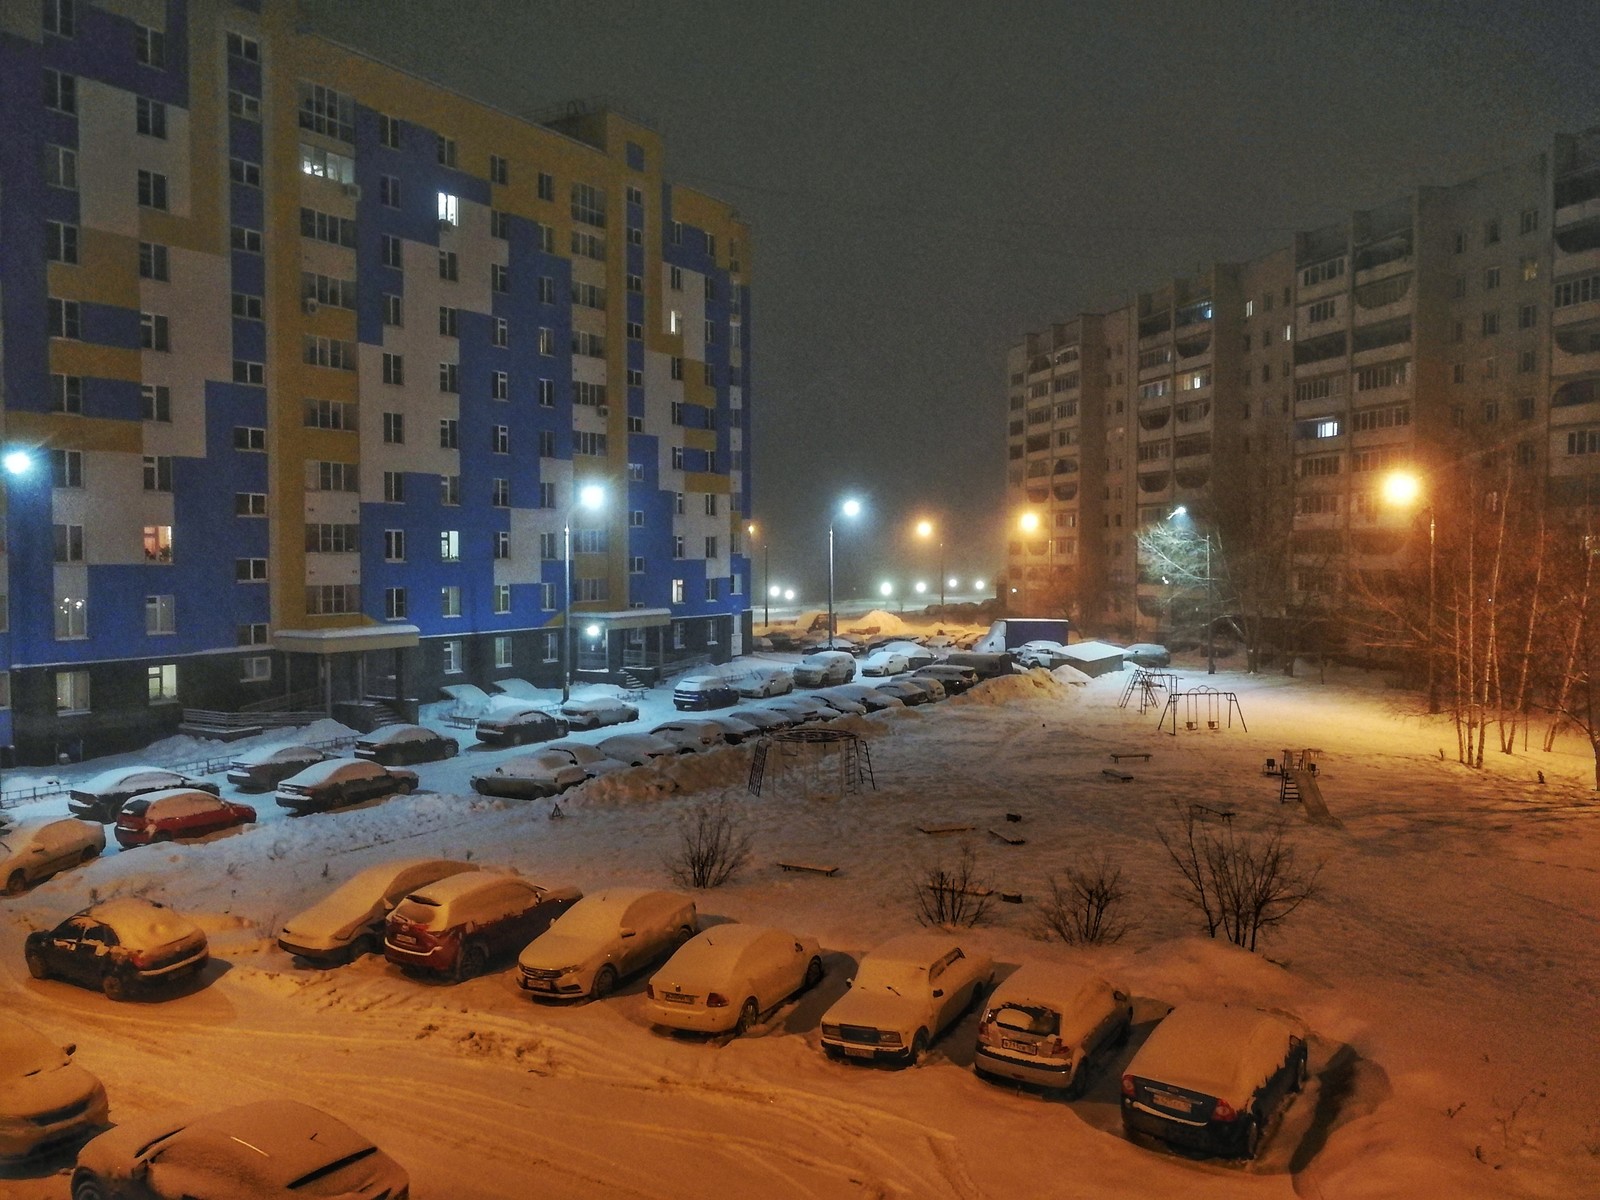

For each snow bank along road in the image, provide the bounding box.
[2,664,1596,1198]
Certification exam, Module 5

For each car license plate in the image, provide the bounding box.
[1150,1091,1190,1112]
[844,1045,876,1059]
[664,992,694,1004]
[1000,1038,1036,1054]
[391,933,417,946]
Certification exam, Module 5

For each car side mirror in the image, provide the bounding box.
[62,1043,76,1057]
[932,988,944,998]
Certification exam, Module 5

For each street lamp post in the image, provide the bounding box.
[747,522,770,628]
[827,498,862,644]
[1382,471,1438,713]
[916,519,945,612]
[1203,533,1215,676]
[562,483,605,702]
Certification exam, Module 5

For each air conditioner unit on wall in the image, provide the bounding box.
[596,404,609,417]
[342,183,361,200]
[303,298,319,315]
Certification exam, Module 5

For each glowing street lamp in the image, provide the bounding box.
[915,581,927,595]
[916,518,947,611]
[827,497,863,644]
[3,451,34,477]
[562,482,606,701]
[748,520,770,627]
[974,578,985,593]
[879,581,893,597]
[1383,469,1438,714]
[783,588,795,601]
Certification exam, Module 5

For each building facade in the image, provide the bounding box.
[1007,128,1600,645]
[0,0,752,764]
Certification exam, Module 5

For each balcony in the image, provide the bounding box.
[1352,272,1414,326]
[1295,331,1348,375]
[1554,171,1600,228]
[1175,333,1212,361]
[1138,409,1171,432]
[1553,326,1600,376]
[1550,377,1600,427]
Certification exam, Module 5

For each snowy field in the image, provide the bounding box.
[2,643,1597,1199]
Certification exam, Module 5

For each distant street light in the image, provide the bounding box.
[783,588,795,601]
[974,578,985,592]
[915,581,927,594]
[748,521,770,626]
[916,518,946,611]
[562,483,606,701]
[1383,469,1438,713]
[828,497,863,643]
[3,450,34,477]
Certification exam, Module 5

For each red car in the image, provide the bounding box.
[384,871,581,982]
[113,788,257,848]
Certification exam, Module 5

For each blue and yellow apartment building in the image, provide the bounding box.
[0,0,754,764]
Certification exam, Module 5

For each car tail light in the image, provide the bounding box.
[1212,1098,1237,1122]
[1121,1074,1136,1097]
[705,992,728,1008]
[645,983,656,999]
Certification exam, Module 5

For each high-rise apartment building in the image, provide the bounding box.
[0,1,752,763]
[1007,128,1600,644]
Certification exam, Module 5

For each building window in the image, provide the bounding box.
[382,412,405,444]
[145,596,175,636]
[135,24,165,66]
[539,532,558,560]
[489,153,509,184]
[440,475,460,505]
[137,169,169,210]
[492,425,509,452]
[52,449,83,488]
[235,558,268,582]
[384,587,407,619]
[492,478,510,506]
[493,530,510,560]
[45,144,77,190]
[538,327,554,355]
[143,524,173,561]
[298,82,355,142]
[48,298,80,339]
[494,631,512,663]
[241,657,271,683]
[235,493,266,516]
[438,251,458,281]
[53,374,84,414]
[380,175,401,208]
[232,292,263,320]
[238,623,269,646]
[537,171,555,201]
[55,595,87,639]
[437,191,459,225]
[143,455,173,492]
[1483,218,1501,246]
[439,363,460,394]
[492,372,509,401]
[53,523,85,563]
[671,579,685,605]
[47,221,79,264]
[382,472,405,503]
[541,584,557,612]
[629,556,645,574]
[231,226,263,253]
[539,378,555,407]
[381,234,402,269]
[441,587,462,618]
[136,96,167,138]
[439,418,459,449]
[382,353,405,385]
[228,90,260,121]
[494,318,509,348]
[383,530,405,562]
[140,312,170,351]
[56,669,90,714]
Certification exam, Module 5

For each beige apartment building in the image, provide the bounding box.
[1006,126,1600,647]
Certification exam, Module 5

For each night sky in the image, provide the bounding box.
[306,0,1600,604]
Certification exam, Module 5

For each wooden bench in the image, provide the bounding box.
[1102,768,1134,782]
[918,823,976,835]
[1109,751,1151,763]
[776,861,839,876]
[989,827,1027,846]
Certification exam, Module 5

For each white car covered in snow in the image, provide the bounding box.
[596,733,680,765]
[792,651,856,687]
[646,924,825,1036]
[542,740,635,777]
[735,666,795,698]
[650,721,727,752]
[859,650,910,677]
[470,750,588,799]
[558,696,640,730]
[1,817,103,896]
[518,888,698,1001]
[820,932,993,1065]
[278,857,478,965]
[224,743,334,791]
[973,963,1132,1095]
[0,1015,108,1161]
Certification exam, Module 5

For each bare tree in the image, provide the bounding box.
[664,799,753,889]
[911,843,993,929]
[1158,805,1321,951]
[1037,854,1134,945]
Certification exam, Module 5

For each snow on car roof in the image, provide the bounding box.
[79,764,181,790]
[556,888,666,930]
[232,743,322,766]
[988,964,1116,1041]
[362,723,436,743]
[280,758,374,786]
[85,897,200,947]
[406,869,531,906]
[173,1100,379,1189]
[493,751,578,776]
[1128,1003,1299,1099]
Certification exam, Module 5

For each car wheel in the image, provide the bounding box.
[1239,1115,1261,1160]
[735,997,760,1035]
[72,1173,111,1200]
[101,970,129,1001]
[153,831,172,844]
[592,964,618,1000]
[81,844,101,863]
[674,925,695,948]
[454,942,488,983]
[802,956,824,991]
[348,935,377,962]
[5,870,26,896]
[25,948,49,980]
[910,1029,930,1066]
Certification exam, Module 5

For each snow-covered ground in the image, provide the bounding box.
[2,642,1597,1198]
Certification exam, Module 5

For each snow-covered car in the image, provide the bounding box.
[0,1015,108,1162]
[72,1099,408,1200]
[278,857,479,965]
[542,740,635,777]
[518,888,698,1001]
[672,674,740,711]
[735,667,794,698]
[762,696,838,723]
[827,683,905,712]
[812,689,868,716]
[113,789,256,848]
[860,650,911,677]
[900,676,947,702]
[353,723,459,765]
[646,924,825,1035]
[596,733,680,765]
[800,634,861,655]
[559,696,640,730]
[224,743,334,791]
[1124,642,1173,668]
[66,766,220,823]
[728,707,794,733]
[701,714,761,745]
[913,663,979,694]
[879,641,937,669]
[385,871,581,982]
[974,963,1133,1095]
[1015,640,1072,668]
[873,680,933,706]
[792,651,856,687]
[1121,1003,1309,1159]
[650,720,728,752]
[273,759,417,815]
[469,750,588,799]
[474,704,568,746]
[1,817,103,895]
[24,898,208,1000]
[820,932,993,1065]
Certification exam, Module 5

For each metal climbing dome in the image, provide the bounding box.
[747,728,876,799]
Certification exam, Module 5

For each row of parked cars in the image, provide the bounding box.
[2,999,407,1193]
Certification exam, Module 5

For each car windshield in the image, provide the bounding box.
[288,1144,378,1189]
[391,895,446,929]
[0,1026,67,1078]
